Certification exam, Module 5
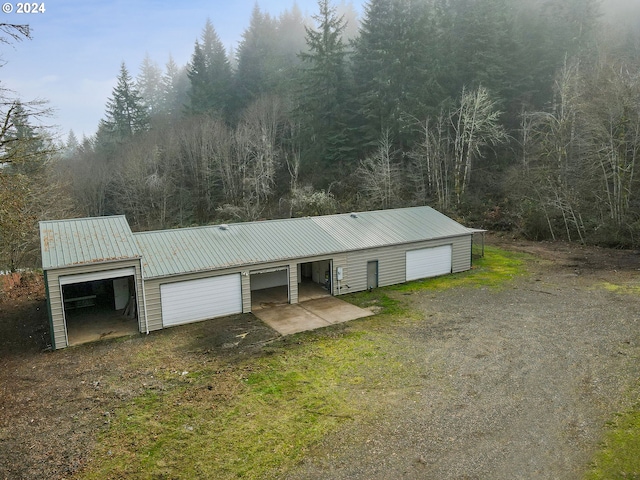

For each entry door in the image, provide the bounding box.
[367,261,378,289]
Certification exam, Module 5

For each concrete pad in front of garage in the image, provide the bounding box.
[253,296,373,336]
[302,297,374,325]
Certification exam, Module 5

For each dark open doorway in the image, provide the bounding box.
[298,259,333,294]
[62,275,138,346]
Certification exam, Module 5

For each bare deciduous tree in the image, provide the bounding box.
[451,86,508,206]
[357,129,401,210]
[408,86,506,211]
[583,63,640,229]
[177,115,230,223]
[511,57,640,245]
[408,113,451,210]
[225,96,285,220]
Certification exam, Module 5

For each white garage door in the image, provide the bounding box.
[161,274,242,327]
[406,245,452,281]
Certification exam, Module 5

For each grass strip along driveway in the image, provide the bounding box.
[2,243,639,479]
[77,247,527,479]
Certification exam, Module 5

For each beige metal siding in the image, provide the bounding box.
[452,235,472,273]
[144,278,163,331]
[324,253,347,296]
[45,271,66,349]
[241,273,251,313]
[342,235,471,295]
[343,246,405,294]
[46,259,145,349]
[289,264,298,304]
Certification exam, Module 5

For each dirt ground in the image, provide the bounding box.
[286,235,640,479]
[1,236,640,479]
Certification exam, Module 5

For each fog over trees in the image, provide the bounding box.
[2,0,640,270]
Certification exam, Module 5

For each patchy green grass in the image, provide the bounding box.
[586,409,640,479]
[586,279,640,480]
[78,245,528,479]
[597,281,640,296]
[395,245,530,293]
[346,286,410,318]
[80,328,419,480]
[348,246,528,316]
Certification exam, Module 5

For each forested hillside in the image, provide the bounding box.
[2,0,640,271]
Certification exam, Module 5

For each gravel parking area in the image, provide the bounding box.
[1,238,640,479]
[286,239,640,479]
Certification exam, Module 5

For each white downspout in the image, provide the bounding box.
[140,267,149,335]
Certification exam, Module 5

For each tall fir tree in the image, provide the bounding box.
[97,62,149,152]
[137,53,164,116]
[352,0,437,151]
[1,101,49,170]
[275,3,309,69]
[434,0,520,116]
[162,55,189,118]
[63,129,79,158]
[186,19,233,118]
[234,5,278,113]
[297,0,353,174]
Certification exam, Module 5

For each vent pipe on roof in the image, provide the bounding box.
[219,224,229,230]
[350,212,358,218]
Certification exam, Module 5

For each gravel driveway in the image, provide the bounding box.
[2,239,639,479]
[286,242,640,479]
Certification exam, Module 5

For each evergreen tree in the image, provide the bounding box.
[352,0,437,150]
[276,3,310,68]
[297,0,352,172]
[137,53,164,115]
[438,0,515,96]
[234,5,278,112]
[97,62,149,150]
[544,0,601,59]
[186,19,233,118]
[336,0,360,42]
[267,4,310,100]
[63,129,79,159]
[162,55,189,118]
[504,0,601,115]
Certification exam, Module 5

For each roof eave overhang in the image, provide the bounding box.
[43,255,143,272]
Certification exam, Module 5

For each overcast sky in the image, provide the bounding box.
[0,0,363,140]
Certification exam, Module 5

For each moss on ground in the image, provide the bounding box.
[81,327,419,480]
[586,409,640,479]
[77,246,534,479]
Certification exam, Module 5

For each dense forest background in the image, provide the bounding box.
[2,0,640,271]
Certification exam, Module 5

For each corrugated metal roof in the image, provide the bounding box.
[312,207,471,250]
[39,215,141,270]
[134,206,471,279]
